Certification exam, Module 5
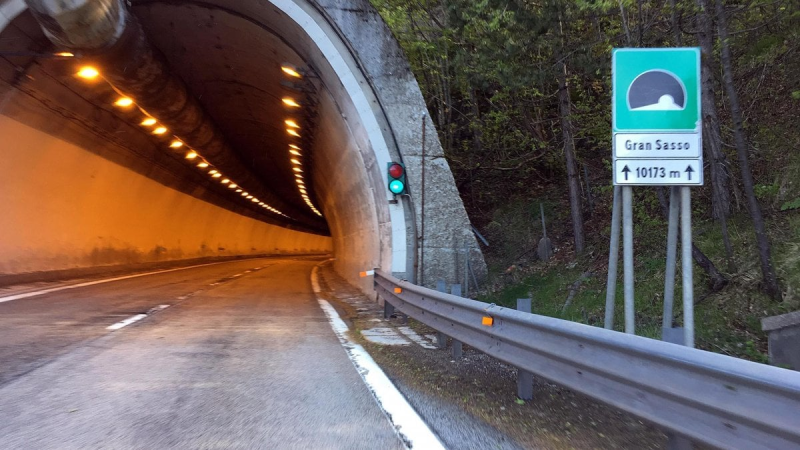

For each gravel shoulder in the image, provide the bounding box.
[316,263,667,449]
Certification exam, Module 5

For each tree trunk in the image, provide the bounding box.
[669,0,682,45]
[696,0,736,272]
[557,17,585,255]
[714,0,781,299]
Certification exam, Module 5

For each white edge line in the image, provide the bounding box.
[106,314,148,331]
[0,260,249,304]
[311,265,445,450]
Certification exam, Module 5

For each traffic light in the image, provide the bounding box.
[387,162,407,195]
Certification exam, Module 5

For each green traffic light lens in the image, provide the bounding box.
[389,180,405,194]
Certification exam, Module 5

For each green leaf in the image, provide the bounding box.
[515,398,525,405]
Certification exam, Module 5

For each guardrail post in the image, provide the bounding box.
[435,280,449,350]
[383,297,395,319]
[516,298,534,400]
[450,284,463,358]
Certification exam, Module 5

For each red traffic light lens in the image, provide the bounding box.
[388,163,404,179]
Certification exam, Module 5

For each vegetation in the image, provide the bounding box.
[372,0,800,360]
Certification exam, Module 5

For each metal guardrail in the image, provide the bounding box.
[375,270,800,449]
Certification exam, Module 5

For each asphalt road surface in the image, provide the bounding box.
[0,257,404,449]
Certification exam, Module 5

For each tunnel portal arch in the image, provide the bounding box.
[0,0,485,291]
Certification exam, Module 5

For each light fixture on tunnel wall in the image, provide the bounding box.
[289,149,301,156]
[114,97,134,107]
[281,64,302,78]
[76,66,99,80]
[287,129,300,138]
[290,159,302,165]
[282,97,301,108]
[67,65,292,221]
[285,120,300,129]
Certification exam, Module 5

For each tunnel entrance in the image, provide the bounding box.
[0,0,485,291]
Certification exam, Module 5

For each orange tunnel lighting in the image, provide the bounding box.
[197,161,209,168]
[114,97,134,107]
[152,126,167,135]
[287,129,300,137]
[282,97,300,108]
[77,66,99,79]
[169,140,183,149]
[140,118,157,126]
[185,151,198,160]
[285,120,300,129]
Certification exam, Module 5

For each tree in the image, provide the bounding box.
[696,0,736,272]
[714,0,781,299]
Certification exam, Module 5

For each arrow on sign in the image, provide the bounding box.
[622,165,631,181]
[685,165,694,181]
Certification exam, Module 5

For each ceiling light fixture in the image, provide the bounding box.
[141,118,157,126]
[114,97,134,107]
[153,126,167,135]
[287,129,300,137]
[281,64,302,78]
[185,151,198,160]
[77,66,99,79]
[169,140,183,149]
[197,161,209,168]
[282,97,300,108]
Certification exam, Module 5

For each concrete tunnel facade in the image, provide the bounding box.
[0,0,486,293]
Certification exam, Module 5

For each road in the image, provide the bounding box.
[0,257,404,449]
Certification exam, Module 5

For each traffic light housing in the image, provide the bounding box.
[387,162,407,195]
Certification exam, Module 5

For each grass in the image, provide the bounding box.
[478,209,800,363]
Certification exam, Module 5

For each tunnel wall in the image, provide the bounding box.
[0,115,332,275]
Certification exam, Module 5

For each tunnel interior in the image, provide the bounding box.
[0,0,413,290]
[1,0,487,293]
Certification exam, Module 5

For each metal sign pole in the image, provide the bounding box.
[604,186,622,330]
[681,186,695,348]
[622,186,635,334]
[662,186,680,335]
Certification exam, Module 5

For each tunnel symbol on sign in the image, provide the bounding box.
[627,70,686,111]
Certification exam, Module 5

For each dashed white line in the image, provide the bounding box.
[311,265,445,450]
[107,314,148,331]
[107,305,170,331]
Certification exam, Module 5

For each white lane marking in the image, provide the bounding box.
[311,266,445,450]
[0,260,254,304]
[397,327,438,350]
[106,314,147,331]
[107,305,170,331]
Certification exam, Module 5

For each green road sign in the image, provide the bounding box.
[612,48,700,133]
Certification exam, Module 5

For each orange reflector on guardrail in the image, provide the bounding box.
[359,270,375,278]
[482,316,494,326]
[394,287,402,294]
